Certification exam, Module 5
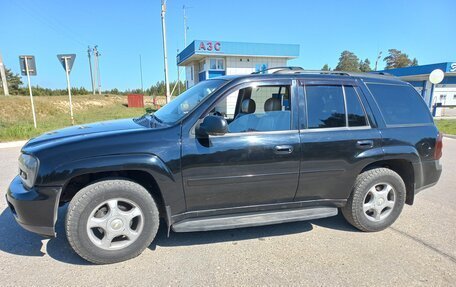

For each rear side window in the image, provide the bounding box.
[306,85,345,129]
[345,86,368,127]
[367,83,433,125]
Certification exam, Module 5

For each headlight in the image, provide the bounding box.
[18,154,39,189]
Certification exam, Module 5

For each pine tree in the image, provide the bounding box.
[335,51,360,72]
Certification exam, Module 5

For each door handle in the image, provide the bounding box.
[356,140,374,149]
[274,145,293,154]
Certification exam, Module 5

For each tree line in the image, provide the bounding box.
[322,48,418,72]
[0,68,186,97]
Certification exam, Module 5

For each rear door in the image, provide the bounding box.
[295,79,383,203]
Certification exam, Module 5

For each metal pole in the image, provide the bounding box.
[0,51,9,96]
[24,57,37,128]
[161,0,171,103]
[92,47,98,95]
[139,54,144,92]
[64,57,75,125]
[177,49,181,95]
[94,46,101,95]
[374,51,382,71]
[183,5,187,47]
[88,46,95,94]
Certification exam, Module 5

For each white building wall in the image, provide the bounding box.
[225,56,288,75]
[434,84,456,106]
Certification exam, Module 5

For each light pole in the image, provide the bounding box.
[161,0,171,103]
[374,51,382,71]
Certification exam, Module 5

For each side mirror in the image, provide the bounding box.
[196,115,228,137]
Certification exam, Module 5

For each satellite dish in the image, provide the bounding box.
[429,69,444,84]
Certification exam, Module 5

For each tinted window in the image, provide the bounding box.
[306,85,345,129]
[345,86,368,127]
[367,83,433,125]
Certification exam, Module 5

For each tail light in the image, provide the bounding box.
[434,132,443,160]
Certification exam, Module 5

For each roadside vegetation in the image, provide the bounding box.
[435,119,456,135]
[0,95,155,142]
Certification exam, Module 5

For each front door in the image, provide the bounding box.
[181,80,301,211]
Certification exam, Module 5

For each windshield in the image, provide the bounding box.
[153,79,226,124]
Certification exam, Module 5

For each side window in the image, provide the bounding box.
[345,86,368,127]
[367,83,433,125]
[306,85,345,129]
[212,85,292,133]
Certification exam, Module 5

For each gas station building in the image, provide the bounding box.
[177,40,300,88]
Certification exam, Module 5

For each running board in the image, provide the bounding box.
[172,206,338,232]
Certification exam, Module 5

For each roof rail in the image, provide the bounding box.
[251,66,397,79]
[251,66,304,74]
[369,71,393,76]
[279,70,351,76]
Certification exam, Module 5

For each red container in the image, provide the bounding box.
[127,94,144,108]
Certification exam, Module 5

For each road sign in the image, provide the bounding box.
[19,55,37,76]
[57,54,76,125]
[57,54,76,73]
[18,55,37,128]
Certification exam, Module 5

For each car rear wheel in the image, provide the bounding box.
[65,179,159,264]
[342,168,406,232]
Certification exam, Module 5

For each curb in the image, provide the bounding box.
[0,140,27,149]
[443,134,456,140]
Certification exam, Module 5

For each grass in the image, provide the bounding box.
[435,119,456,135]
[0,95,155,142]
[2,94,455,141]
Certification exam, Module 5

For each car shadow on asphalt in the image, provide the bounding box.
[0,205,358,265]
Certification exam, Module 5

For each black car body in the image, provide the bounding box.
[6,69,443,263]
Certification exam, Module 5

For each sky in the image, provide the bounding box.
[1,0,455,91]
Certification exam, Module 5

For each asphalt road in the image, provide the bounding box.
[0,139,455,286]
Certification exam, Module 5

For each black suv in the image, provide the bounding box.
[6,68,443,264]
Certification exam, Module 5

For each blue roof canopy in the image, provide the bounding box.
[177,40,300,65]
[379,62,456,77]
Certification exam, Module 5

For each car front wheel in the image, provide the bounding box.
[65,179,159,264]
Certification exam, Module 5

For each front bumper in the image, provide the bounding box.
[6,176,62,237]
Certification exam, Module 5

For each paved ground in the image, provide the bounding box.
[0,139,455,286]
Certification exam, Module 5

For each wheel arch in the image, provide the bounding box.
[53,154,184,225]
[360,158,417,205]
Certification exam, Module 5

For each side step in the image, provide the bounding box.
[172,206,338,232]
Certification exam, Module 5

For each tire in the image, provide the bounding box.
[341,168,406,232]
[65,179,159,264]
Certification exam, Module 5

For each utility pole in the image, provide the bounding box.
[139,54,144,92]
[87,46,95,94]
[93,46,101,95]
[0,51,9,96]
[161,0,171,103]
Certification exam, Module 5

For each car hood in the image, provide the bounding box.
[25,118,147,148]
